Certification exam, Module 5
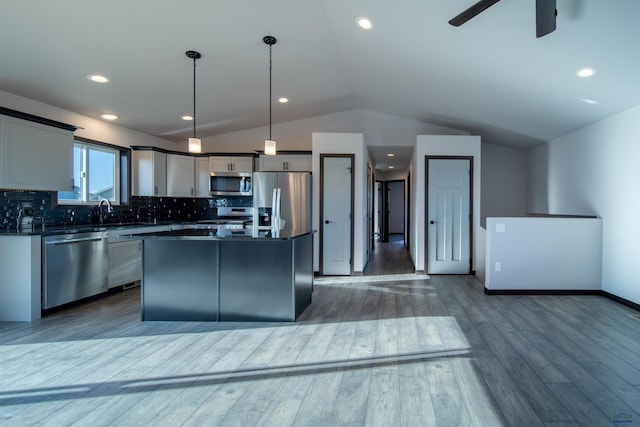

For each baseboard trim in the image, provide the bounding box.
[484,288,600,296]
[601,290,640,312]
[484,287,640,312]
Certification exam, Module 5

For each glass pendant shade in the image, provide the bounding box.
[188,137,202,153]
[264,139,277,156]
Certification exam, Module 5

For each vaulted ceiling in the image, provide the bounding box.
[1,0,638,170]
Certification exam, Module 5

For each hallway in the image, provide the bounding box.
[363,233,414,276]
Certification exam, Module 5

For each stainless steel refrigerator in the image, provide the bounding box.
[252,172,311,237]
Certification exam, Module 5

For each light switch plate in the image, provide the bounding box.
[495,262,502,272]
[496,223,506,233]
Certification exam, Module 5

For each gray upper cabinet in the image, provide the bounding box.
[0,114,74,191]
[210,156,253,173]
[195,157,211,197]
[132,150,167,197]
[259,154,311,172]
[166,153,195,197]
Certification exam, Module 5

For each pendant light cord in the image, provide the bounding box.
[268,43,272,141]
[193,57,197,139]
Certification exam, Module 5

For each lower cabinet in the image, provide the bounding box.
[108,240,141,288]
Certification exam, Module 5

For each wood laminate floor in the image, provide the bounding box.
[1,241,639,426]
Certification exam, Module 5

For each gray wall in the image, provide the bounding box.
[387,180,405,234]
[481,142,528,226]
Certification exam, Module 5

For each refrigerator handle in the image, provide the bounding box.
[271,187,281,237]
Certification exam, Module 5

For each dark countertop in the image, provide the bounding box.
[0,221,175,237]
[123,228,315,241]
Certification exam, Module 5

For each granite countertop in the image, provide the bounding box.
[0,221,174,237]
[123,228,315,241]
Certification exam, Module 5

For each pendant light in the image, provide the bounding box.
[186,50,202,153]
[263,36,277,156]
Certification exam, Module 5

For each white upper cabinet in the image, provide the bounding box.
[132,150,167,197]
[259,154,311,172]
[195,157,211,197]
[0,114,74,191]
[210,156,253,173]
[166,153,195,197]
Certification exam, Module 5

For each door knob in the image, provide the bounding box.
[324,220,332,224]
[429,220,436,224]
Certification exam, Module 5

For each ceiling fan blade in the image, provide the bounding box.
[449,0,501,27]
[536,0,557,37]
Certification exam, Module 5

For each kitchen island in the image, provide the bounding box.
[125,229,314,322]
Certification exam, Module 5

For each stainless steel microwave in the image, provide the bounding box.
[210,172,252,196]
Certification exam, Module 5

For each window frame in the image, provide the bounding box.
[57,137,130,206]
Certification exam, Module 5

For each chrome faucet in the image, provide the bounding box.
[98,198,113,224]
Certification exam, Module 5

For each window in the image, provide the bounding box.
[58,141,121,205]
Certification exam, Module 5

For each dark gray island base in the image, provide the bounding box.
[127,230,313,322]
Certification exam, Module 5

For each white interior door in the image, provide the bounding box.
[322,156,352,275]
[427,158,471,274]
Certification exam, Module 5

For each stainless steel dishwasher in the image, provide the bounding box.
[43,230,108,309]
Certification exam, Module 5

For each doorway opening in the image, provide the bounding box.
[375,179,406,246]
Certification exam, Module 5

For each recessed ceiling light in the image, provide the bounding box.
[576,67,595,78]
[101,114,118,120]
[357,17,373,30]
[386,153,395,157]
[388,165,395,169]
[88,74,109,83]
[580,98,599,105]
[278,97,289,103]
[182,115,193,121]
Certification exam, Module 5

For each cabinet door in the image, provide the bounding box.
[284,155,312,171]
[259,155,286,171]
[132,150,166,196]
[231,156,254,172]
[210,156,231,172]
[195,157,211,197]
[152,152,167,196]
[167,154,195,197]
[0,115,73,191]
[108,240,141,288]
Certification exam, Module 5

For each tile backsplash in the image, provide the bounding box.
[0,189,252,231]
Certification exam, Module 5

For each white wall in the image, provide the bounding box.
[485,217,602,291]
[411,135,482,273]
[528,104,640,305]
[1,91,176,151]
[312,132,368,273]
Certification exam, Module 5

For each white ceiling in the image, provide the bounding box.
[1,0,639,170]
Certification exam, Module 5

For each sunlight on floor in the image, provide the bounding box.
[0,315,503,426]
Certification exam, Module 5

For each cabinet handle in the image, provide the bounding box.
[154,185,158,195]
[191,188,194,196]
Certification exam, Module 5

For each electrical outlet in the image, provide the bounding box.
[495,262,502,272]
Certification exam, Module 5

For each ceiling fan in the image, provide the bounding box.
[449,0,557,38]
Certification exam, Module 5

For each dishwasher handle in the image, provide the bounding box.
[46,236,106,245]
